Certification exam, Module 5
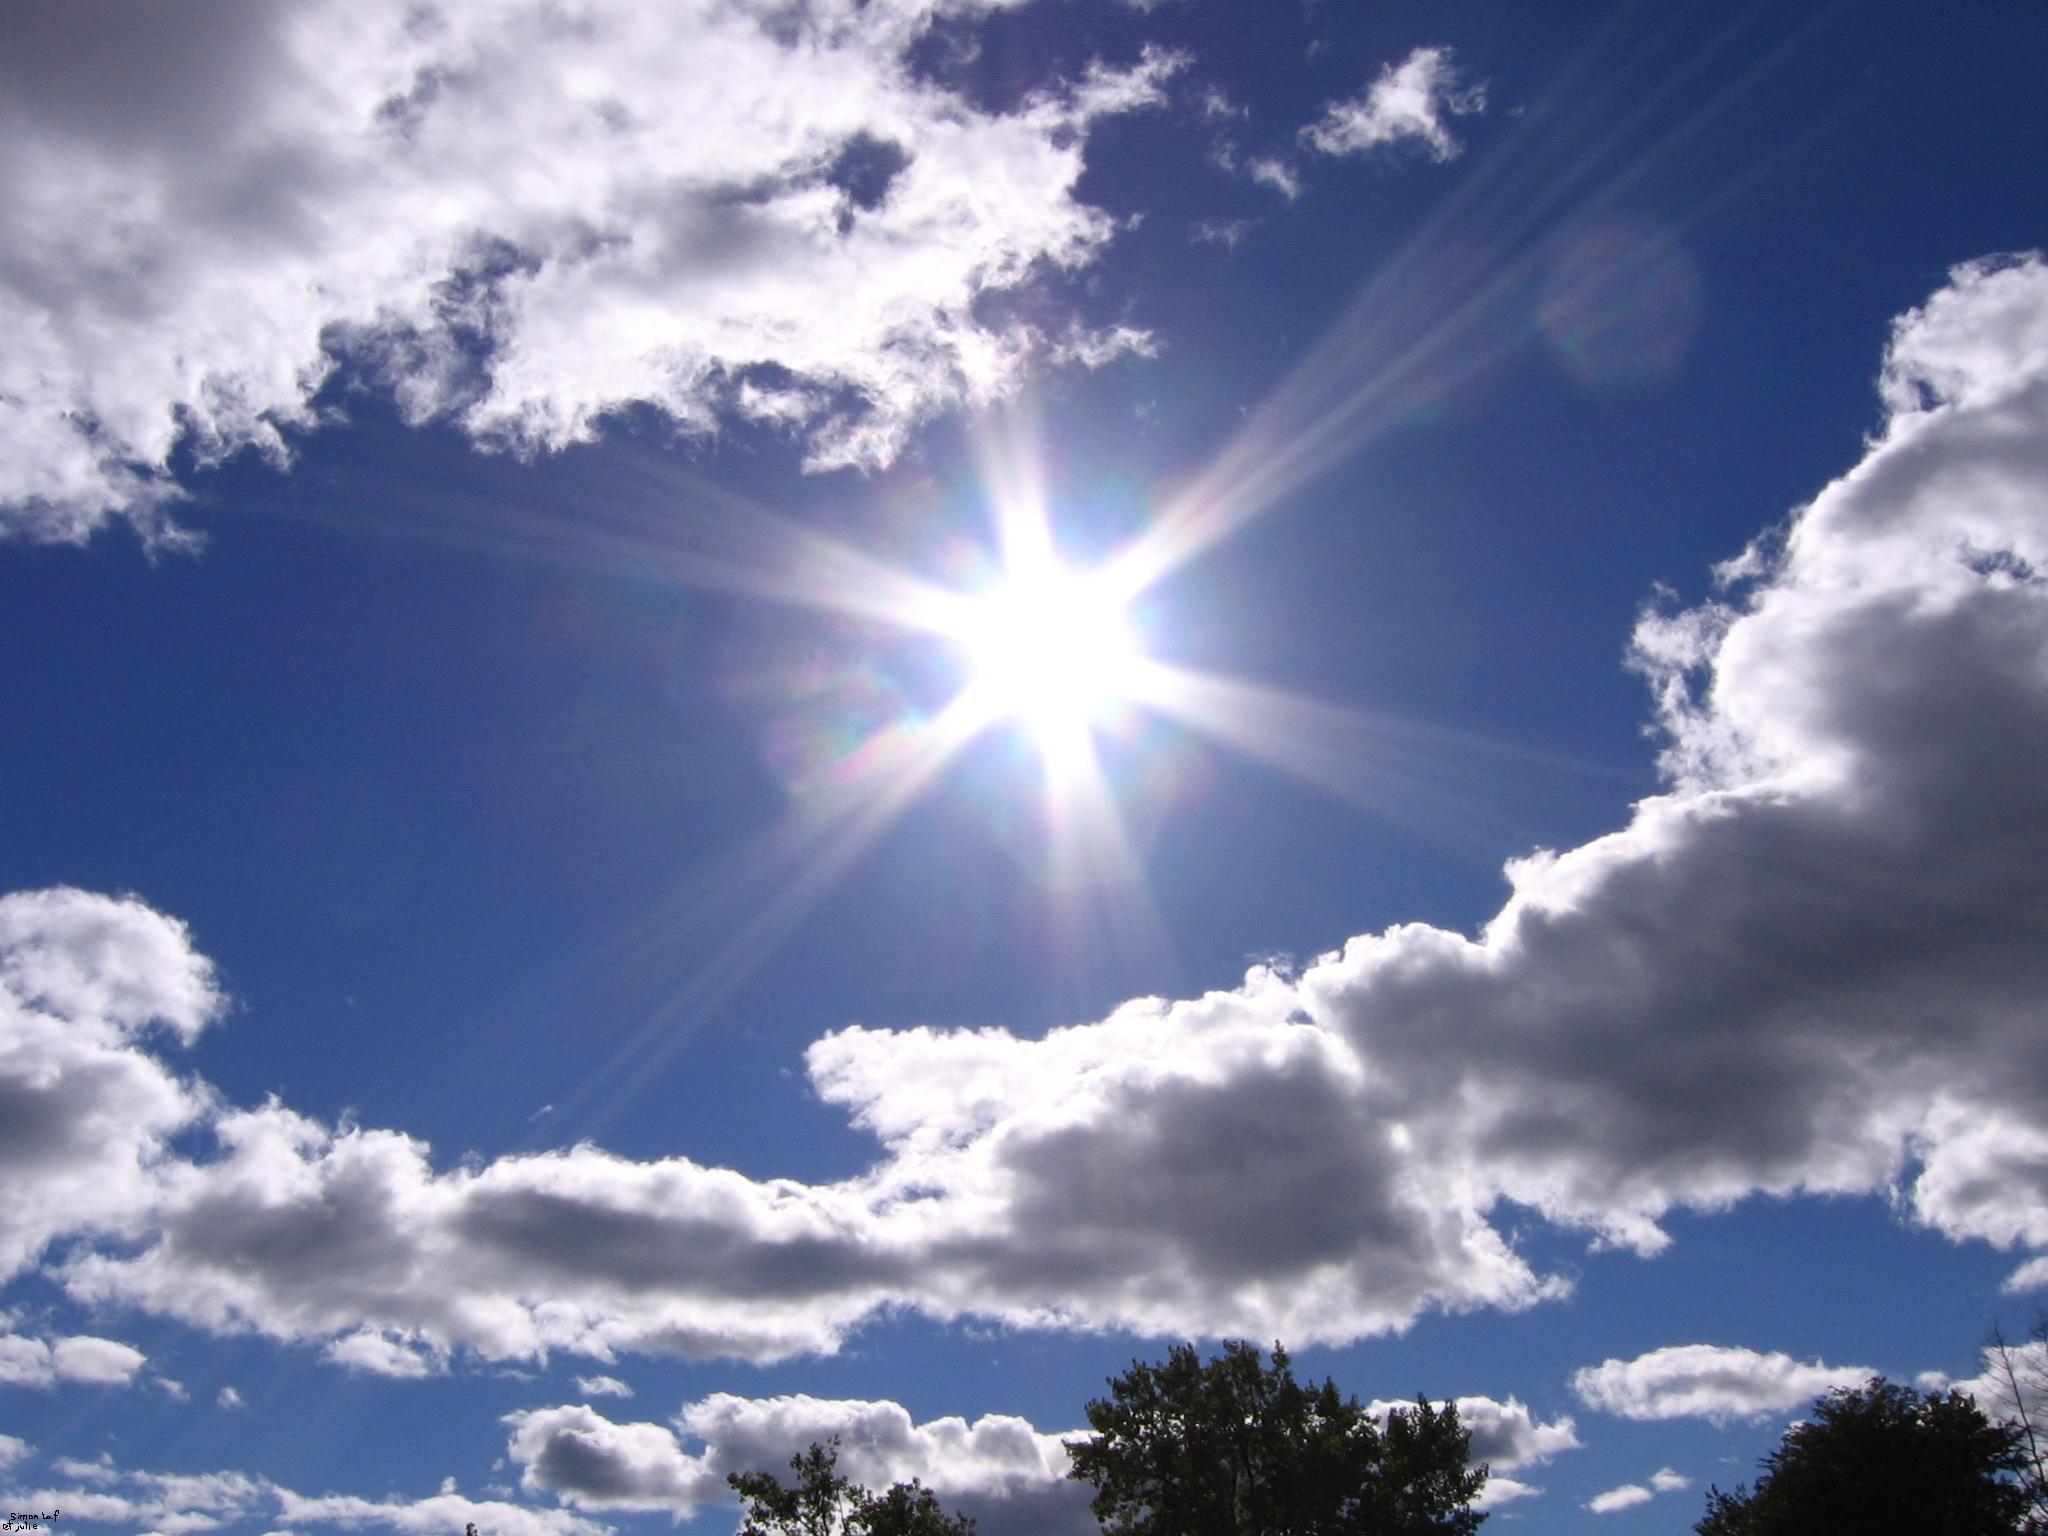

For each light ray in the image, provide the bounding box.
[1108,5,1853,603]
[1040,717,1181,982]
[546,685,998,1134]
[287,440,975,638]
[1126,658,1631,854]
[974,396,1060,581]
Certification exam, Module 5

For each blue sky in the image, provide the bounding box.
[3,1,2047,1531]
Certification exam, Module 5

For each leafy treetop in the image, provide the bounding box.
[730,1439,978,1536]
[1064,1340,1487,1536]
[1694,1376,2030,1536]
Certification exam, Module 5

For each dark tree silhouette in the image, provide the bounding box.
[1064,1340,1487,1536]
[730,1439,978,1536]
[1694,1377,2029,1536]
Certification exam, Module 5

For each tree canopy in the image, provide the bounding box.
[1063,1340,1487,1536]
[1694,1377,2030,1536]
[730,1439,978,1536]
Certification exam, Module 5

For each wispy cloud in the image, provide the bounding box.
[1247,157,1303,200]
[1302,46,1486,161]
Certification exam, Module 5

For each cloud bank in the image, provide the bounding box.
[506,1393,1092,1536]
[0,0,1176,547]
[6,254,2048,1369]
[7,1455,601,1536]
[503,1389,1570,1527]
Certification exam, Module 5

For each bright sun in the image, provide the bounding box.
[957,565,1142,739]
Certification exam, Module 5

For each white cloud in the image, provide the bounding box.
[323,1328,448,1379]
[1302,46,1486,162]
[1587,1483,1653,1513]
[14,1457,604,1536]
[1924,1337,2048,1422]
[276,1488,603,1536]
[0,888,219,1280]
[220,1385,245,1408]
[573,1375,633,1400]
[1047,322,1161,370]
[1476,1476,1541,1509]
[52,1333,147,1384]
[506,1393,1088,1535]
[1191,218,1256,249]
[2005,1256,2048,1292]
[0,1332,52,1386]
[0,1331,147,1388]
[1247,157,1302,200]
[1571,1346,1873,1424]
[1586,1465,1691,1513]
[0,1433,30,1472]
[13,1466,272,1536]
[0,0,1176,547]
[19,255,2048,1368]
[63,1099,894,1364]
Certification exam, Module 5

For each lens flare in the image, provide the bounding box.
[955,565,1141,738]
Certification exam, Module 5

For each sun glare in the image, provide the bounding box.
[957,565,1141,738]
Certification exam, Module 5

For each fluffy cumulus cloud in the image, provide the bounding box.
[1302,46,1486,162]
[505,1393,1088,1535]
[1571,1346,1873,1424]
[0,0,1177,547]
[0,1330,148,1388]
[14,254,2048,1368]
[0,888,220,1280]
[62,1099,902,1364]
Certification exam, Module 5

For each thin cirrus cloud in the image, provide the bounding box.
[1571,1346,1875,1424]
[6,256,2048,1370]
[0,0,1179,549]
[1301,45,1487,162]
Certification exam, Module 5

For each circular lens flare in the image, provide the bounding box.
[959,566,1140,738]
